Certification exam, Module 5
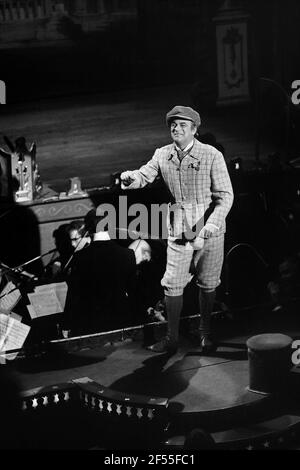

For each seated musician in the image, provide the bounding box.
[45,220,91,281]
[63,208,151,337]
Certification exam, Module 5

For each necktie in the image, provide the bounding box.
[177,147,192,161]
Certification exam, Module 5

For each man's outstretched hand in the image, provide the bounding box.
[120,171,137,189]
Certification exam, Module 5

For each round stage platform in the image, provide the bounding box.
[14,336,300,449]
[170,359,263,412]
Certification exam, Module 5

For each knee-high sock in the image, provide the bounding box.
[165,295,183,342]
[198,289,216,336]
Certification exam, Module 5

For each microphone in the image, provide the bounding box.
[12,268,38,282]
[0,261,38,283]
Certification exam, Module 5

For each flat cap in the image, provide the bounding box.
[166,105,201,127]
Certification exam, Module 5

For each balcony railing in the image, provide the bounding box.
[0,1,54,22]
[0,0,137,23]
[18,377,169,449]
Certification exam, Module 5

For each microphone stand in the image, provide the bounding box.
[0,249,58,317]
[0,248,58,290]
[0,261,33,306]
[11,248,57,272]
[0,259,37,284]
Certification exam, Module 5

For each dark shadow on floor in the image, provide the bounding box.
[108,350,201,400]
[12,347,115,374]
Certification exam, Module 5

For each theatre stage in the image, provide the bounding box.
[10,302,300,450]
[2,85,299,449]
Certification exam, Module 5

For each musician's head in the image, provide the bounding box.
[68,220,90,250]
[53,223,73,258]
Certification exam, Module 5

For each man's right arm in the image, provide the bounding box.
[121,149,160,190]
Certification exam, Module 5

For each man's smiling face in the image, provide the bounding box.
[170,119,196,149]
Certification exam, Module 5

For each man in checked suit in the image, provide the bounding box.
[121,105,234,354]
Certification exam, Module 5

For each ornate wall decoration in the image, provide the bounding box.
[214,5,250,105]
[32,198,93,223]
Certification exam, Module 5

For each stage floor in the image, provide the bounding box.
[11,337,265,416]
[7,303,300,449]
[11,299,300,412]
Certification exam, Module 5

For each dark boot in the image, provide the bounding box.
[197,289,217,353]
[147,295,182,354]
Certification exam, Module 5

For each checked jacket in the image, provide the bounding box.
[129,139,234,238]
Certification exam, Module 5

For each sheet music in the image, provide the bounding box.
[26,304,37,320]
[27,290,61,318]
[9,312,22,322]
[0,313,30,361]
[35,282,68,310]
[0,281,21,312]
[27,282,68,318]
[53,282,68,310]
[0,312,12,349]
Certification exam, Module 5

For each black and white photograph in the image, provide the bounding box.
[0,0,300,454]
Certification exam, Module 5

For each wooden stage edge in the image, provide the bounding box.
[16,304,259,359]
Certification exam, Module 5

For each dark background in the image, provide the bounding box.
[0,0,300,311]
[1,0,300,106]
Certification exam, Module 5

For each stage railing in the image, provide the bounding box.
[0,0,53,22]
[19,377,169,449]
[0,0,137,22]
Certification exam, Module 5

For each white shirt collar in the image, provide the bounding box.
[93,231,111,241]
